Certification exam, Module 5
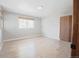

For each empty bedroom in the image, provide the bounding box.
[0,0,73,58]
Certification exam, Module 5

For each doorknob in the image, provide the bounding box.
[71,44,76,49]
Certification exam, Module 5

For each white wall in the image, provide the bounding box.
[4,12,42,41]
[42,16,60,40]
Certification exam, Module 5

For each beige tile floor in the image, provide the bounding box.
[0,37,71,58]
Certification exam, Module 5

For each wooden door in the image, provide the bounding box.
[71,0,79,57]
[60,16,72,42]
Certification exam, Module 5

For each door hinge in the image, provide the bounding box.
[71,44,76,49]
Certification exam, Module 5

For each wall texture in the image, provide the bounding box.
[42,16,60,40]
[4,12,42,41]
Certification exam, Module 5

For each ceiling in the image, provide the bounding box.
[0,0,73,18]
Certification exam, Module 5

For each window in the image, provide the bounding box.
[18,18,34,29]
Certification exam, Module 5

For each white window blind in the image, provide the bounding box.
[18,18,34,29]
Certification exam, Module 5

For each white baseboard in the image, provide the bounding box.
[4,34,42,42]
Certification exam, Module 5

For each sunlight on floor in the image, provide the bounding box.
[0,37,71,58]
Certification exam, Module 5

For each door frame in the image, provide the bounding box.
[71,0,79,57]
